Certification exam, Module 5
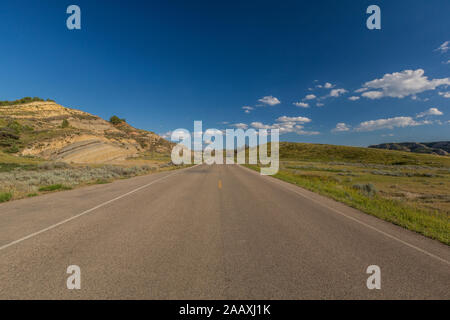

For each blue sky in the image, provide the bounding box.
[0,0,449,146]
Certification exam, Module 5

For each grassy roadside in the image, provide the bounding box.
[243,142,449,245]
[244,164,449,245]
[0,151,189,203]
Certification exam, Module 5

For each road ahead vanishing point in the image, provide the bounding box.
[0,164,449,299]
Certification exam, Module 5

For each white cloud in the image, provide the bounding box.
[443,60,450,65]
[435,41,449,53]
[276,116,311,123]
[172,129,192,140]
[304,94,316,100]
[231,123,248,130]
[348,96,360,101]
[315,88,347,100]
[416,107,443,118]
[359,69,450,99]
[242,106,254,113]
[329,88,347,97]
[355,87,368,93]
[250,116,318,135]
[332,123,350,133]
[316,102,324,107]
[362,91,384,99]
[355,116,425,132]
[293,102,309,108]
[438,91,450,98]
[258,96,281,106]
[295,128,320,135]
[251,122,272,130]
[316,82,335,89]
[204,128,224,136]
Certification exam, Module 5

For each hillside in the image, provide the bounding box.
[278,142,450,167]
[369,141,450,156]
[0,98,173,163]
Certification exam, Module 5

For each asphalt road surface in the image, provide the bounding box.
[0,164,449,299]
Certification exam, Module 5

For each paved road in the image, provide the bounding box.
[0,164,449,299]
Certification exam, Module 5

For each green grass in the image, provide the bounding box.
[243,142,450,245]
[38,184,72,192]
[132,151,173,162]
[0,162,38,172]
[0,151,41,172]
[278,142,450,167]
[246,164,449,245]
[0,191,12,203]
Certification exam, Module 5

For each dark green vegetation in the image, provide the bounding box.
[246,142,450,245]
[109,115,126,125]
[0,97,54,106]
[61,119,69,128]
[0,120,34,153]
[0,116,78,155]
[38,184,71,192]
[0,191,12,203]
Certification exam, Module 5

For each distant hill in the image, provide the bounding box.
[369,142,450,156]
[275,142,450,167]
[0,98,173,163]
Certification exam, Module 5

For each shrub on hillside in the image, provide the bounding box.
[5,145,20,154]
[6,120,23,134]
[109,116,126,125]
[0,191,12,203]
[0,97,46,106]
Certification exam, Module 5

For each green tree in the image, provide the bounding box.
[109,116,125,125]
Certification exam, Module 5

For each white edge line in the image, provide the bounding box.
[238,165,450,266]
[0,164,201,252]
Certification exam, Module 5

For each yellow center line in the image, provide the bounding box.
[218,179,222,189]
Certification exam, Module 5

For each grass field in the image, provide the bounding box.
[245,142,450,245]
[0,151,42,172]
